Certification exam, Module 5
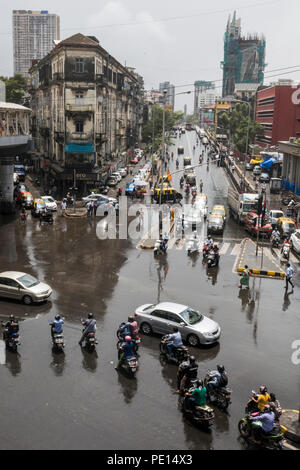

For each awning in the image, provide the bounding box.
[260,158,275,170]
[65,142,95,154]
[250,158,264,165]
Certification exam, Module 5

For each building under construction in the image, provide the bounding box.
[221,11,266,98]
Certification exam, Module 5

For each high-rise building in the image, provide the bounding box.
[221,11,265,98]
[194,81,216,114]
[13,10,60,77]
[159,82,175,109]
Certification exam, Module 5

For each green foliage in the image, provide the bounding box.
[142,105,184,151]
[185,114,199,125]
[0,74,28,104]
[218,103,264,154]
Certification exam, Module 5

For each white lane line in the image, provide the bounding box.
[0,341,6,365]
[219,242,230,255]
[230,243,241,256]
[290,252,299,264]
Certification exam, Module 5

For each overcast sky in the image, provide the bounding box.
[1,0,300,112]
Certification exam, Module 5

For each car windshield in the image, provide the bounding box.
[243,203,257,213]
[17,274,39,288]
[272,212,283,219]
[210,217,222,224]
[37,202,46,208]
[283,223,295,230]
[180,308,203,325]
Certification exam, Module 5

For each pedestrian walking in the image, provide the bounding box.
[285,263,294,291]
[87,201,93,216]
[93,200,98,217]
[199,180,203,193]
[61,199,66,216]
[239,265,251,289]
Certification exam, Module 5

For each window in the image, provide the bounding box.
[151,310,168,320]
[166,312,181,324]
[75,58,84,73]
[180,308,203,325]
[0,278,9,286]
[75,91,84,105]
[75,121,84,133]
[6,279,20,288]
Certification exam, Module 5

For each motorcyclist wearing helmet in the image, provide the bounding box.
[115,335,135,370]
[178,356,198,393]
[253,386,271,411]
[166,327,183,357]
[50,314,64,339]
[120,315,138,340]
[79,313,97,346]
[250,404,276,444]
[205,235,213,247]
[3,315,19,340]
[207,365,228,400]
[185,379,207,413]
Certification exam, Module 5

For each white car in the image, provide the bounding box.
[82,193,117,206]
[41,196,57,211]
[253,165,262,176]
[290,229,300,254]
[111,172,122,183]
[135,302,221,346]
[268,210,284,227]
[0,271,52,305]
[118,168,127,177]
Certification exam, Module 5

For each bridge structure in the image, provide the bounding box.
[0,102,32,213]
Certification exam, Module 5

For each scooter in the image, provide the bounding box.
[181,392,215,429]
[159,335,189,365]
[2,322,20,352]
[281,243,291,261]
[116,322,141,353]
[186,237,200,256]
[154,239,168,256]
[204,370,232,410]
[207,250,219,268]
[271,235,280,248]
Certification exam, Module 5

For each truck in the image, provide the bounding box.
[228,186,259,223]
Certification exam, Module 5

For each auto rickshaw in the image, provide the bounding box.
[154,187,183,204]
[21,191,33,209]
[31,199,47,217]
[277,217,297,239]
[186,173,196,186]
[183,156,192,167]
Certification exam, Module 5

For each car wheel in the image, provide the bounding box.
[187,334,200,347]
[23,295,33,305]
[140,322,153,336]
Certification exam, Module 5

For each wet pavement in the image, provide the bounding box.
[0,131,299,450]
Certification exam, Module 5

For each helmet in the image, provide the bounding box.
[88,313,94,319]
[189,356,196,364]
[214,244,218,248]
[260,385,267,394]
[125,335,132,342]
[196,379,203,388]
[55,315,61,321]
[128,315,134,323]
[217,364,225,373]
[10,315,15,321]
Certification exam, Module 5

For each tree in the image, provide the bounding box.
[0,74,28,104]
[218,103,264,154]
[142,105,184,151]
[185,114,199,125]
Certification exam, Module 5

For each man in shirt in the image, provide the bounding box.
[254,386,271,411]
[251,405,275,444]
[79,313,97,346]
[185,380,207,412]
[285,263,294,290]
[50,315,64,339]
[166,327,183,357]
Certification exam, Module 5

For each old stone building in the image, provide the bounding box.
[29,33,144,194]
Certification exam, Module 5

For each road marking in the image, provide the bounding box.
[290,252,299,264]
[0,341,6,365]
[230,244,241,256]
[219,242,230,255]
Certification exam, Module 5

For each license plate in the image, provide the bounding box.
[89,338,95,342]
[136,339,141,344]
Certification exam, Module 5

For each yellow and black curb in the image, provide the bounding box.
[140,220,175,250]
[237,267,285,279]
[237,238,285,279]
[65,210,87,218]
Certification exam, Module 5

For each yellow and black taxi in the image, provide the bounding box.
[154,187,183,204]
[276,217,297,239]
[157,174,171,187]
[211,205,226,221]
[207,213,225,234]
[31,199,47,217]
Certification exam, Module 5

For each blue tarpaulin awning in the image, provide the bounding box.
[65,142,94,154]
[260,158,275,170]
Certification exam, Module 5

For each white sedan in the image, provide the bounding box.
[41,196,57,211]
[290,229,300,254]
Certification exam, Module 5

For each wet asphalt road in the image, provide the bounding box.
[0,131,299,450]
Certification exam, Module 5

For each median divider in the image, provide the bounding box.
[236,238,285,279]
[140,219,175,250]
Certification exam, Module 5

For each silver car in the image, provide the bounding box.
[0,271,52,305]
[135,302,221,346]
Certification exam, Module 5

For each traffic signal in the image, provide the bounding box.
[257,195,263,215]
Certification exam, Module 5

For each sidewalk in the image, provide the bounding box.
[281,409,300,444]
[236,238,285,279]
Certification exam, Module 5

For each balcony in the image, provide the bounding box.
[52,72,64,83]
[54,131,65,143]
[95,74,108,85]
[65,104,94,113]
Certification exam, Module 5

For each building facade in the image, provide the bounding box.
[29,33,144,194]
[159,82,175,109]
[279,139,300,195]
[255,81,300,147]
[194,81,216,115]
[13,10,60,77]
[221,11,265,98]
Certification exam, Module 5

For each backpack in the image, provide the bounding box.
[219,372,228,387]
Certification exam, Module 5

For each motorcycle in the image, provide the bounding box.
[207,251,219,268]
[180,390,215,429]
[20,212,27,224]
[159,335,189,365]
[66,196,74,207]
[271,235,280,248]
[204,370,232,410]
[116,322,141,353]
[238,413,284,450]
[185,186,190,196]
[2,322,20,352]
[186,237,200,256]
[202,244,212,260]
[52,332,65,352]
[281,243,291,261]
[119,353,139,378]
[40,211,53,225]
[80,319,96,352]
[154,239,168,256]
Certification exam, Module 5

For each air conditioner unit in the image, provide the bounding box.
[289,137,296,143]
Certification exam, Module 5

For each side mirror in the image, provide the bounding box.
[180,322,186,327]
